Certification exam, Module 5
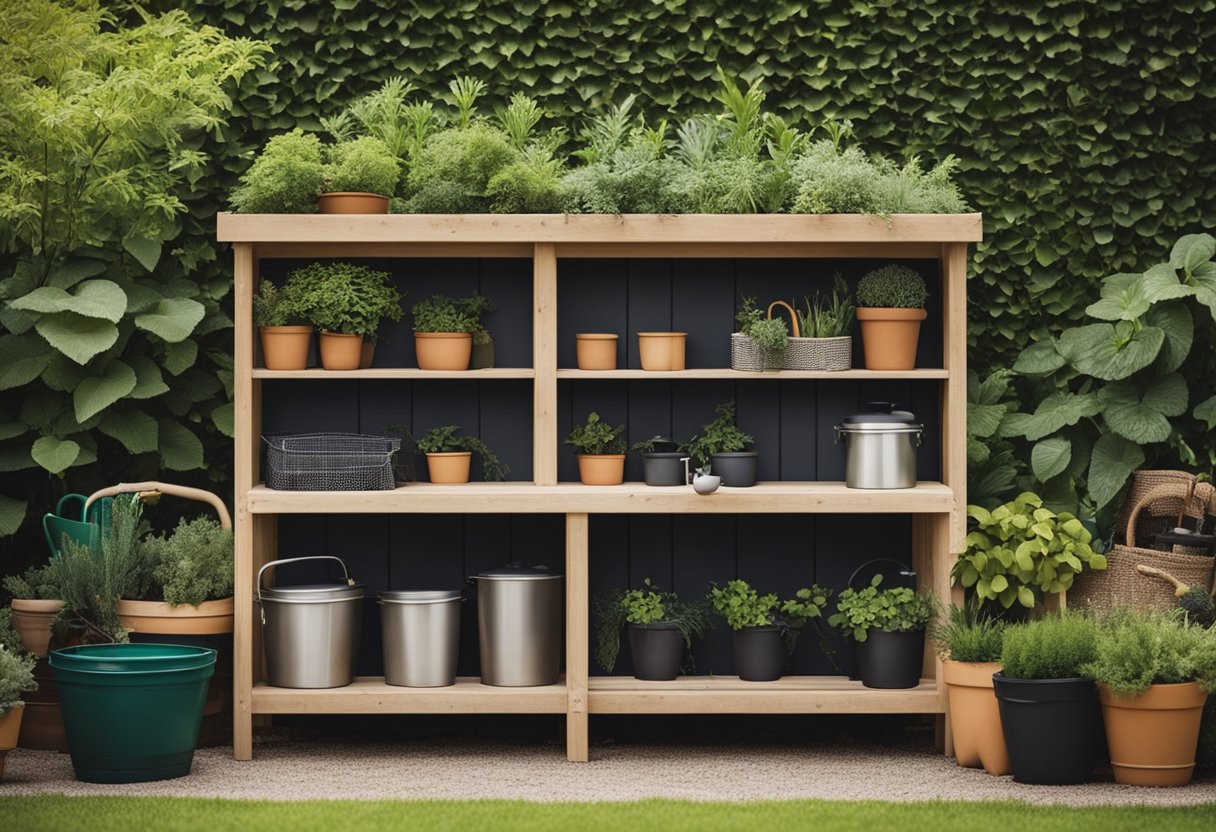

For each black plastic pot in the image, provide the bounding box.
[628,623,683,681]
[642,453,687,486]
[711,452,758,487]
[993,674,1101,785]
[856,628,925,689]
[732,626,784,682]
[471,338,495,369]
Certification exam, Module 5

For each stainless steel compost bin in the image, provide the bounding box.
[379,590,462,687]
[470,564,562,687]
[835,402,923,489]
[257,556,363,689]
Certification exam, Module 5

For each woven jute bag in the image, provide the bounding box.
[1114,470,1212,544]
[1068,483,1216,615]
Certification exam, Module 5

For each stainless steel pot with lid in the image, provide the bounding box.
[469,563,562,687]
[379,589,463,687]
[835,402,923,489]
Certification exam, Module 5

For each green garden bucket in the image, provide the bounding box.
[49,643,216,783]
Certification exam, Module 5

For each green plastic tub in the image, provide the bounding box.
[50,643,216,783]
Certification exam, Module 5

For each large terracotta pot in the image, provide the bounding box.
[577,454,626,485]
[943,660,1012,775]
[117,598,235,636]
[856,307,926,370]
[415,332,473,370]
[577,334,618,370]
[1100,681,1207,787]
[0,704,24,782]
[259,326,312,371]
[637,332,687,370]
[317,192,390,214]
[426,452,473,484]
[10,599,64,657]
[318,331,363,371]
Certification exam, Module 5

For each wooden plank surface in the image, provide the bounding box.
[555,368,948,380]
[587,676,943,714]
[251,677,567,714]
[253,368,535,379]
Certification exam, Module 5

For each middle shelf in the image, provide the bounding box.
[253,368,948,380]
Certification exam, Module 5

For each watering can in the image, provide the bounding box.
[42,493,111,558]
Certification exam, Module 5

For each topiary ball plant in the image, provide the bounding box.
[856,265,928,309]
[323,136,400,197]
[230,129,325,214]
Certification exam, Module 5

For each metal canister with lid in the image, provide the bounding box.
[835,402,923,489]
[379,589,463,687]
[469,564,562,687]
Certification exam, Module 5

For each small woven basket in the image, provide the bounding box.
[783,335,852,371]
[731,300,796,372]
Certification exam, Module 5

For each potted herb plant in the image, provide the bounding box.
[594,579,712,681]
[855,264,928,370]
[416,425,508,483]
[319,136,400,214]
[458,293,497,369]
[229,129,325,214]
[0,642,36,782]
[731,295,790,372]
[684,400,757,487]
[1082,610,1216,787]
[3,564,62,658]
[830,575,935,689]
[932,605,1011,775]
[253,279,311,371]
[993,612,1101,785]
[631,436,687,486]
[288,262,403,371]
[412,295,476,371]
[789,275,854,370]
[708,580,831,682]
[566,412,627,485]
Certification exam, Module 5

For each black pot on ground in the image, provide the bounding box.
[711,452,758,487]
[628,623,683,681]
[732,626,784,682]
[642,453,687,486]
[993,675,1101,785]
[856,629,925,689]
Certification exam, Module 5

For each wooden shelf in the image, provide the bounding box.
[556,368,948,380]
[587,675,943,714]
[252,676,567,714]
[247,481,954,515]
[253,368,534,380]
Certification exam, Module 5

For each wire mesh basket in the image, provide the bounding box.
[263,433,402,491]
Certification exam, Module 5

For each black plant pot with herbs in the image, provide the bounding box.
[687,401,757,488]
[628,623,684,681]
[710,580,832,684]
[855,629,925,689]
[732,626,785,682]
[830,576,935,691]
[633,437,687,487]
[710,452,758,487]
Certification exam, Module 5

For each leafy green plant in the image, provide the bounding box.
[797,275,855,339]
[411,295,475,334]
[966,369,1023,507]
[856,265,928,309]
[592,578,712,673]
[456,293,496,346]
[323,136,400,196]
[734,295,789,352]
[0,642,36,716]
[404,124,522,213]
[3,563,60,601]
[1082,610,1216,698]
[138,515,234,607]
[1000,612,1099,680]
[288,262,403,337]
[487,154,565,213]
[683,400,754,469]
[415,425,508,481]
[230,129,325,213]
[252,279,307,328]
[828,575,937,642]
[565,412,626,455]
[932,604,1005,663]
[952,491,1107,610]
[708,577,831,653]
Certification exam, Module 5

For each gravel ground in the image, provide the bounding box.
[5,733,1216,806]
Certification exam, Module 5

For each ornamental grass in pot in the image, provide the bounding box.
[0,640,36,782]
[788,275,854,371]
[318,136,399,214]
[594,580,712,681]
[829,575,936,689]
[415,425,508,483]
[932,605,1011,775]
[253,279,312,371]
[855,265,928,371]
[709,580,831,682]
[567,412,627,485]
[684,400,757,487]
[412,295,476,370]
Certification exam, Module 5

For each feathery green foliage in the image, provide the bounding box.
[52,495,143,643]
[1000,612,1099,680]
[252,279,307,328]
[0,641,36,716]
[932,604,1005,663]
[230,130,324,213]
[797,276,855,339]
[411,295,476,334]
[140,515,234,607]
[593,579,712,673]
[3,563,60,600]
[1083,610,1216,698]
[323,137,400,196]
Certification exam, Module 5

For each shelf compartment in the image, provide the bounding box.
[587,675,943,714]
[253,368,535,380]
[251,676,567,714]
[556,368,947,380]
[247,481,954,515]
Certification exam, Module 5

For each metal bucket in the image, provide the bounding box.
[835,402,922,489]
[257,556,363,689]
[471,564,562,687]
[379,590,462,687]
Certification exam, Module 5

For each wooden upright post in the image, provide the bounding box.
[232,242,257,761]
[566,513,589,762]
[533,243,558,485]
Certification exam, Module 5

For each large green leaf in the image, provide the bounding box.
[0,495,28,536]
[127,356,170,399]
[30,435,80,474]
[1190,262,1216,322]
[211,401,235,438]
[1085,273,1150,321]
[1013,339,1066,375]
[1031,437,1071,482]
[123,235,163,273]
[1140,263,1195,303]
[47,257,107,290]
[1058,322,1164,381]
[9,279,127,323]
[1089,434,1145,509]
[163,339,199,376]
[1097,375,1186,444]
[968,402,1005,439]
[1018,391,1102,441]
[1144,302,1193,374]
[158,420,204,470]
[1170,233,1216,277]
[1195,395,1216,429]
[98,410,159,454]
[134,298,205,343]
[35,312,119,365]
[73,360,137,422]
[0,334,53,390]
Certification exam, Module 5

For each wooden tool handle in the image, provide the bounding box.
[767,300,800,338]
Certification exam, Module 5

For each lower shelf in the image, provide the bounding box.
[587,676,943,714]
[251,676,568,714]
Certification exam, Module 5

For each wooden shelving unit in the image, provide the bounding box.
[221,213,979,764]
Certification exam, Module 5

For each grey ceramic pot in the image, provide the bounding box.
[710,452,758,487]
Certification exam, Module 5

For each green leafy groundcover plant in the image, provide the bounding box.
[287,262,403,337]
[592,579,712,673]
[251,279,306,328]
[855,265,928,309]
[1000,612,1099,680]
[323,136,400,196]
[1083,610,1216,699]
[414,425,508,482]
[828,575,936,642]
[2,563,60,600]
[735,295,789,352]
[566,412,626,456]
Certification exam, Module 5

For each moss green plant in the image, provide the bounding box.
[3,563,60,600]
[411,295,475,333]
[856,264,928,309]
[405,124,522,213]
[0,641,36,716]
[1082,610,1216,698]
[230,129,325,214]
[1000,612,1099,680]
[323,136,400,196]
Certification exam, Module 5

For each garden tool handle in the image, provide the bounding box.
[257,556,355,606]
[83,481,232,530]
[767,300,800,338]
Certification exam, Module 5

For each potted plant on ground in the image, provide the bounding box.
[458,293,497,369]
[789,275,854,370]
[290,262,403,371]
[855,264,928,370]
[932,604,1011,775]
[412,295,476,370]
[594,579,712,681]
[319,136,400,214]
[567,412,627,485]
[0,642,36,782]
[3,564,62,658]
[684,400,757,487]
[416,426,509,483]
[253,278,312,371]
[993,612,1101,785]
[229,129,325,214]
[709,580,831,682]
[829,575,936,689]
[731,295,790,372]
[1082,610,1216,787]
[631,436,687,486]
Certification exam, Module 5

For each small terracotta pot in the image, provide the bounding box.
[637,332,687,371]
[0,704,25,782]
[117,597,235,635]
[426,452,473,484]
[360,341,376,369]
[577,334,618,370]
[943,660,1012,776]
[1100,681,1207,787]
[259,325,312,371]
[318,331,363,371]
[577,454,626,485]
[317,192,390,214]
[10,599,64,658]
[415,332,473,371]
[856,308,926,371]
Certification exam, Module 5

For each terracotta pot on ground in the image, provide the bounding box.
[856,308,927,370]
[1100,681,1207,787]
[360,341,376,369]
[317,192,390,214]
[0,704,25,782]
[318,331,363,371]
[10,599,64,657]
[577,334,618,370]
[637,332,687,371]
[577,454,626,485]
[943,660,1012,776]
[426,452,473,484]
[117,598,235,636]
[416,332,473,371]
[259,326,312,371]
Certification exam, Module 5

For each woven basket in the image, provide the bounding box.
[1113,470,1213,544]
[784,335,852,371]
[731,300,797,372]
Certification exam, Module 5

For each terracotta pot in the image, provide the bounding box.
[577,334,618,370]
[10,599,64,658]
[317,192,390,214]
[117,598,235,635]
[637,332,687,371]
[360,341,376,369]
[943,660,1012,776]
[318,331,363,371]
[1100,681,1207,787]
[426,452,473,484]
[19,657,66,751]
[415,332,473,371]
[577,454,626,485]
[856,308,926,371]
[259,325,312,371]
[0,704,24,782]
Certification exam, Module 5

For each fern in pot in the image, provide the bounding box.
[709,580,831,682]
[683,400,757,487]
[855,264,928,370]
[290,262,403,370]
[594,579,712,681]
[788,275,854,370]
[731,295,789,371]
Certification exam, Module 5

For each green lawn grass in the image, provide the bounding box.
[1,797,1215,832]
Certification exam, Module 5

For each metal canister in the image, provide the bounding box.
[835,402,923,489]
[470,564,562,687]
[257,556,363,689]
[379,590,462,687]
